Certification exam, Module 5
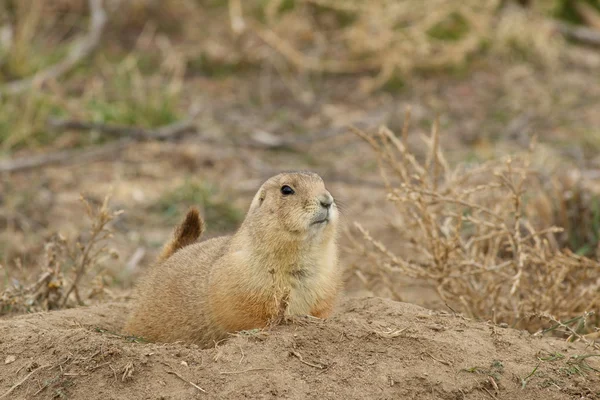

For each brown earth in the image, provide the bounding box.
[2,296,599,400]
[2,3,600,400]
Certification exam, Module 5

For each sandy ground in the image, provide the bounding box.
[2,296,599,399]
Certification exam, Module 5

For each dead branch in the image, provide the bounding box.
[290,350,325,369]
[1,0,107,95]
[0,118,196,173]
[219,367,274,374]
[47,117,196,141]
[0,138,133,173]
[556,22,600,47]
[166,370,206,393]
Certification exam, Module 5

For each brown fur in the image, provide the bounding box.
[157,207,204,262]
[123,171,342,348]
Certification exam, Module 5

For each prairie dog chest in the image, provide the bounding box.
[232,244,338,316]
[283,252,337,315]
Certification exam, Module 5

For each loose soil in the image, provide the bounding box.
[2,297,599,399]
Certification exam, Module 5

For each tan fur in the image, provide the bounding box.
[123,171,341,348]
[157,207,204,262]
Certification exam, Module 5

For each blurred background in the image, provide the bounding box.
[0,0,599,327]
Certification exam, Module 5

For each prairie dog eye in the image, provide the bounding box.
[280,185,295,195]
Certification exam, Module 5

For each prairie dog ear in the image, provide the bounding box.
[249,188,266,210]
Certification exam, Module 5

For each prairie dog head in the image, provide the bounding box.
[245,171,338,242]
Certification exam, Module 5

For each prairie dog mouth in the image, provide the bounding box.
[311,208,331,225]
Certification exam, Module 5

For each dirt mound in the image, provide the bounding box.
[1,297,598,399]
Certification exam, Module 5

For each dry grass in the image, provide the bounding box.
[0,0,186,152]
[350,108,600,334]
[229,0,563,91]
[0,0,582,154]
[0,194,121,315]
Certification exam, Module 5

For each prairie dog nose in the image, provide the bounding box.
[319,193,334,209]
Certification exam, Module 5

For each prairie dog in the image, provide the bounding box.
[123,171,341,347]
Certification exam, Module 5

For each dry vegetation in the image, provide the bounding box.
[1,0,600,372]
[1,1,600,398]
[350,110,600,342]
[1,194,121,314]
[231,0,565,91]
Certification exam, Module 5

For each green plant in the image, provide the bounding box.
[84,56,183,128]
[0,91,66,152]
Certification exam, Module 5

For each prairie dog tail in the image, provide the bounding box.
[157,207,204,262]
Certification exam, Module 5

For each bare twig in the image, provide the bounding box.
[1,0,107,95]
[60,194,122,308]
[166,370,206,393]
[537,312,599,350]
[219,367,274,374]
[422,352,452,366]
[121,361,134,382]
[290,351,325,369]
[90,362,112,371]
[0,364,50,399]
[482,386,499,400]
[374,327,409,338]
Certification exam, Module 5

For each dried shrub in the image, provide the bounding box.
[227,0,562,91]
[351,109,600,333]
[0,194,121,315]
[546,171,600,259]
